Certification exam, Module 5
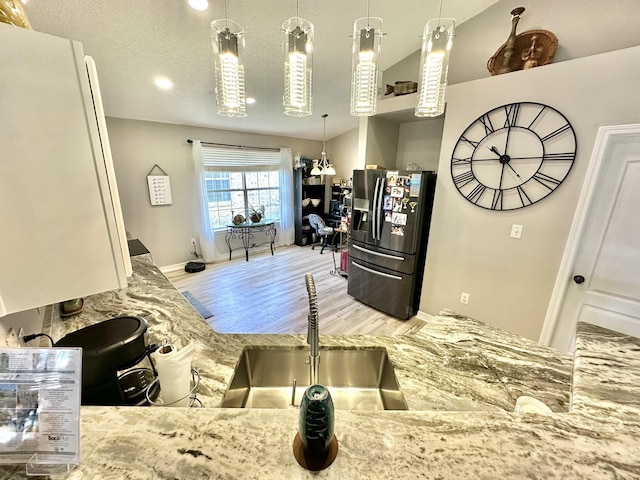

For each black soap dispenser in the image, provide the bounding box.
[293,384,338,471]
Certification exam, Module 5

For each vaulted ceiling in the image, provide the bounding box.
[24,0,500,140]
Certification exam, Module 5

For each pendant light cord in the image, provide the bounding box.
[437,0,443,23]
[367,0,370,26]
[322,114,328,156]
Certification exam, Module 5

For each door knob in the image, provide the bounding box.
[573,275,585,284]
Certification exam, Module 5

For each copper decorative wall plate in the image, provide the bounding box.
[488,29,558,75]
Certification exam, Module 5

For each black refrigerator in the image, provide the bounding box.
[347,169,437,319]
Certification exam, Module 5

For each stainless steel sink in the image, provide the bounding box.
[221,347,407,410]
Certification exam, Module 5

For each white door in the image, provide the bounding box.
[541,124,640,352]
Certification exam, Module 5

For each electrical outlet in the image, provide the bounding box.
[5,328,21,347]
[460,292,470,304]
[510,224,523,239]
[190,238,197,249]
[17,328,25,346]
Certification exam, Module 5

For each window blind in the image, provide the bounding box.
[202,145,280,171]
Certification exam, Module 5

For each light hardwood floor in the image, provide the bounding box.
[165,245,426,335]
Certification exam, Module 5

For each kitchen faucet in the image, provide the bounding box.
[305,273,320,385]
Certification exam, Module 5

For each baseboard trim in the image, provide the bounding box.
[159,244,277,274]
[415,310,433,322]
[159,262,190,274]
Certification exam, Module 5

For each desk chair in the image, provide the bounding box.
[308,214,336,254]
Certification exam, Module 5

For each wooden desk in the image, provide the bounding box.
[225,220,277,261]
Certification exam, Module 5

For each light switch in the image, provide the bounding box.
[510,224,523,239]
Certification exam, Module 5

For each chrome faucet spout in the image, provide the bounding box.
[305,273,320,385]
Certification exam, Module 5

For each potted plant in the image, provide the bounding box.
[248,204,265,223]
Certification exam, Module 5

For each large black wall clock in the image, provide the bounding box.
[450,101,576,211]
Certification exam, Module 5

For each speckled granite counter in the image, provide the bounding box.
[46,256,573,413]
[572,322,640,428]
[1,256,638,479]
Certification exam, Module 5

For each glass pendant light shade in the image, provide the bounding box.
[311,114,335,176]
[211,19,247,117]
[322,156,336,176]
[350,17,383,117]
[310,159,322,176]
[415,18,455,118]
[282,17,314,117]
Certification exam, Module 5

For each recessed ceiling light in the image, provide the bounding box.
[154,77,174,90]
[246,97,256,104]
[188,0,208,11]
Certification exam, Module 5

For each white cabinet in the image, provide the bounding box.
[0,24,129,316]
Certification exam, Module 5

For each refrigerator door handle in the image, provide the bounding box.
[371,177,380,240]
[376,177,384,240]
[352,244,405,261]
[352,261,403,280]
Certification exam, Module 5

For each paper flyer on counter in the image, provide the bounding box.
[0,348,81,466]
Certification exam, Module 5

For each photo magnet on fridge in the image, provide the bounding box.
[396,176,410,187]
[410,174,422,197]
[392,213,407,225]
[391,225,405,236]
[390,186,404,198]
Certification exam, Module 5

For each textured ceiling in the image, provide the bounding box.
[23,0,499,140]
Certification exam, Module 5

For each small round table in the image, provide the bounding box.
[225,220,277,261]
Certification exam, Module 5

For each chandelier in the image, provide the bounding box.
[310,114,336,176]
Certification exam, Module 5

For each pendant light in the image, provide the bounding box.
[282,1,314,116]
[211,0,247,117]
[311,114,336,176]
[415,0,455,118]
[188,0,209,11]
[350,1,383,117]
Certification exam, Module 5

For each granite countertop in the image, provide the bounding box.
[3,256,639,478]
[47,256,573,413]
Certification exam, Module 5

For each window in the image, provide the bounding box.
[202,146,282,229]
[204,170,280,228]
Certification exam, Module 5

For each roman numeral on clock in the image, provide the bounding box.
[491,189,503,210]
[460,135,479,148]
[541,123,572,143]
[543,152,575,161]
[504,103,520,128]
[453,170,475,188]
[532,171,562,190]
[451,157,472,165]
[479,114,495,135]
[466,183,487,204]
[516,185,533,207]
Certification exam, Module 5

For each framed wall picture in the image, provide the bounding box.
[147,164,173,206]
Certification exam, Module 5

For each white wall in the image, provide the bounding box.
[106,118,322,267]
[327,127,358,182]
[396,119,444,172]
[382,50,421,91]
[421,45,640,341]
